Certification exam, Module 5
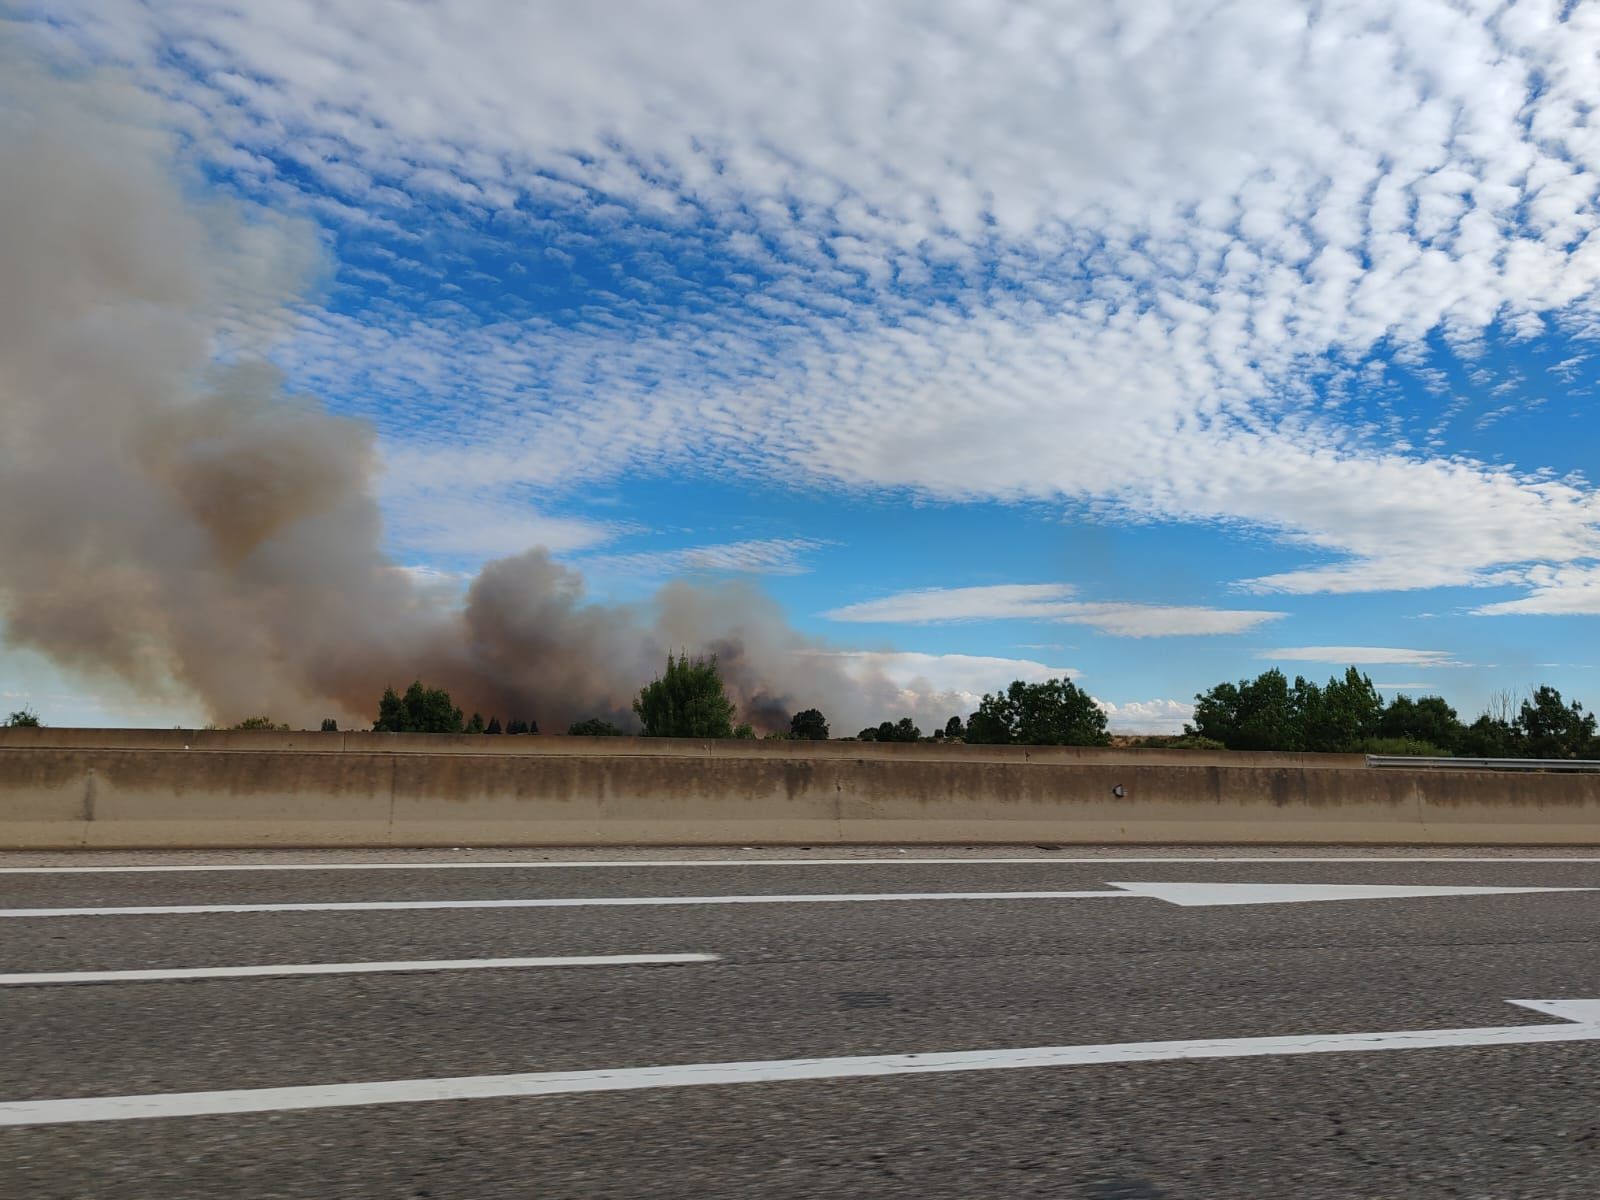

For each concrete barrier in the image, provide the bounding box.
[1,729,1597,847]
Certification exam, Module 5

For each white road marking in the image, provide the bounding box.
[3,998,1595,1127]
[1106,881,1596,906]
[0,890,1127,918]
[2,881,1589,919]
[0,953,719,986]
[4,856,1599,874]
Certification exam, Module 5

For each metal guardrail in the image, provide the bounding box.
[1367,755,1600,772]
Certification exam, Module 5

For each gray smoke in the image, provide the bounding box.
[0,55,958,733]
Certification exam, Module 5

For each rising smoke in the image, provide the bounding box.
[0,54,957,733]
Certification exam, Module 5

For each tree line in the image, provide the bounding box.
[12,655,1594,760]
[1186,667,1600,759]
[360,657,1115,746]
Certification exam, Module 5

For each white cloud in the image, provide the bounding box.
[1097,697,1195,735]
[817,649,1194,733]
[25,2,1600,606]
[1260,646,1463,667]
[818,649,1079,721]
[827,584,1079,623]
[824,583,1283,636]
[1474,563,1600,616]
[384,494,618,560]
[583,538,829,579]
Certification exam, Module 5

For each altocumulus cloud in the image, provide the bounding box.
[20,0,1600,615]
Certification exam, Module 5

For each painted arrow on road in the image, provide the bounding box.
[3,998,1597,1126]
[1106,881,1598,906]
[0,881,1592,918]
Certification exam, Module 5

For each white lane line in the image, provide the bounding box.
[5,881,1592,919]
[4,999,1596,1127]
[5,856,1600,874]
[0,890,1129,918]
[0,953,719,986]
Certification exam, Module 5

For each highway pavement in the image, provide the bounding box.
[2,847,1598,1198]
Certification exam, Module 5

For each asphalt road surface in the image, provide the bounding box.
[2,847,1599,1199]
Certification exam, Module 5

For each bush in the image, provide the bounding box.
[231,716,289,731]
[568,717,624,737]
[1359,736,1450,757]
[1132,733,1226,750]
[633,653,738,738]
[1377,695,1462,753]
[4,709,41,728]
[1460,714,1522,757]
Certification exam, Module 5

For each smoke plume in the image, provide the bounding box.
[0,55,957,733]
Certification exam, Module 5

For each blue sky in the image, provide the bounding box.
[3,2,1598,732]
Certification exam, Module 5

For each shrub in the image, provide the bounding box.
[231,716,289,731]
[568,717,624,737]
[1359,736,1450,757]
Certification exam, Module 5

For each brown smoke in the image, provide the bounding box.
[0,55,960,734]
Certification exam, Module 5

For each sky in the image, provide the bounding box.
[2,1,1598,733]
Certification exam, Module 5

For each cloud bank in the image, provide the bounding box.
[26,1,1600,608]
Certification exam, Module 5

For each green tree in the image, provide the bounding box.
[944,715,964,740]
[485,716,502,734]
[1377,695,1463,753]
[855,726,878,741]
[870,717,922,742]
[1296,668,1383,753]
[373,681,464,733]
[375,686,405,732]
[1516,686,1597,759]
[633,653,738,738]
[789,708,830,740]
[4,709,41,728]
[965,678,1110,746]
[465,712,486,735]
[1460,713,1523,757]
[568,717,624,736]
[319,718,339,733]
[1189,669,1300,751]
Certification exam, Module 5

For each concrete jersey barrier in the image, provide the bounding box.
[1,730,1597,847]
